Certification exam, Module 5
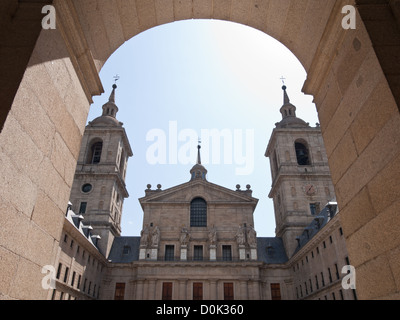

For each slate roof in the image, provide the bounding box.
[257,237,289,264]
[107,236,141,263]
[292,201,339,256]
[65,203,101,249]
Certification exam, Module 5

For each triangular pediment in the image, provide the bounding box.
[139,180,258,207]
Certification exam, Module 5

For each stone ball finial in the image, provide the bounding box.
[246,184,251,190]
[157,184,162,190]
[236,184,241,190]
[146,184,151,190]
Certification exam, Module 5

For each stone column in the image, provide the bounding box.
[136,280,144,300]
[249,280,260,300]
[179,279,188,300]
[209,280,217,300]
[239,280,248,300]
[147,279,156,300]
[128,279,136,300]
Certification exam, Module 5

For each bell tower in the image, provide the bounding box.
[265,85,336,257]
[69,84,133,257]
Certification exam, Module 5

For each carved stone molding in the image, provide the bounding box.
[54,0,104,103]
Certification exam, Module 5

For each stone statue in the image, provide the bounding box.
[247,225,257,247]
[235,225,246,246]
[151,226,160,247]
[180,227,190,246]
[208,225,217,245]
[140,225,149,246]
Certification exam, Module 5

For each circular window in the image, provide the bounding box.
[82,183,93,193]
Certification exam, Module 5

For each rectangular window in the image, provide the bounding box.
[71,271,76,287]
[114,283,125,300]
[79,202,87,214]
[56,263,62,280]
[123,245,131,255]
[270,283,281,300]
[165,245,175,261]
[193,245,203,261]
[224,283,234,300]
[51,289,56,300]
[63,267,69,283]
[162,282,173,300]
[222,245,232,261]
[193,283,203,300]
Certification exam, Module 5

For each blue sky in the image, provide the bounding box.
[88,19,319,237]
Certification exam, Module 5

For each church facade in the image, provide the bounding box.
[49,85,356,300]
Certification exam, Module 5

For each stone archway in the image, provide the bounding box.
[0,0,399,300]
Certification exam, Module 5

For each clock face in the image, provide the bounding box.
[304,184,317,196]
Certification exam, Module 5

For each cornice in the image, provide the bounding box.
[302,0,351,96]
[54,0,104,103]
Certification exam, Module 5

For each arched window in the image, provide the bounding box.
[87,140,103,164]
[295,141,310,166]
[190,198,207,227]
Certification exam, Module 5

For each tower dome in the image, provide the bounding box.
[275,85,310,129]
[190,144,207,181]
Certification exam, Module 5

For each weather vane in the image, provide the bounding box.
[113,74,120,84]
[280,76,286,85]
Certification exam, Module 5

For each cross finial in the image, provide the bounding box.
[197,138,202,165]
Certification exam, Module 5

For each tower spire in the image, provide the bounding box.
[282,84,290,105]
[102,82,119,118]
[279,84,297,119]
[275,83,310,129]
[190,140,207,181]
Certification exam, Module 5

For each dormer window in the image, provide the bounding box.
[123,245,131,255]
